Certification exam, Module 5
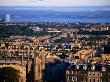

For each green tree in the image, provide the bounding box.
[0,67,20,82]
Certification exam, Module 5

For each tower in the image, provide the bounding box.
[74,31,78,43]
[73,31,78,46]
[5,14,10,22]
[40,48,46,70]
[26,47,32,82]
[34,48,46,82]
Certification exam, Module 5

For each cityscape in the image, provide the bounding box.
[0,0,110,82]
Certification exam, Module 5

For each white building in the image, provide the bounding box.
[5,14,10,22]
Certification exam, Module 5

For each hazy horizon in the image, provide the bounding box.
[0,6,110,12]
[0,1,110,23]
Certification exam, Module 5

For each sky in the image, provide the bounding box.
[0,0,110,7]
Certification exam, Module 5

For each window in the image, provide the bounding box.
[101,73,102,76]
[75,77,77,81]
[66,70,70,74]
[93,78,95,82]
[89,78,91,82]
[97,73,99,76]
[72,77,74,81]
[88,72,91,75]
[93,72,95,76]
[97,78,99,82]
[72,71,74,74]
[67,76,70,81]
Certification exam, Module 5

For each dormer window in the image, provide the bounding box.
[91,65,95,70]
[83,65,87,70]
[76,65,79,69]
[66,70,70,74]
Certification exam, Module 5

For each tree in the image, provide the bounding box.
[43,61,70,82]
[0,67,20,82]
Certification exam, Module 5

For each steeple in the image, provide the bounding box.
[74,31,78,44]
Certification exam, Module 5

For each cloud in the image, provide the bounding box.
[0,0,110,6]
[29,0,43,2]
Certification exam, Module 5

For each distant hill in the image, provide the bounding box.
[0,6,110,12]
[0,6,110,23]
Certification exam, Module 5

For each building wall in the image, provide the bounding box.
[66,70,110,82]
[66,70,87,82]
